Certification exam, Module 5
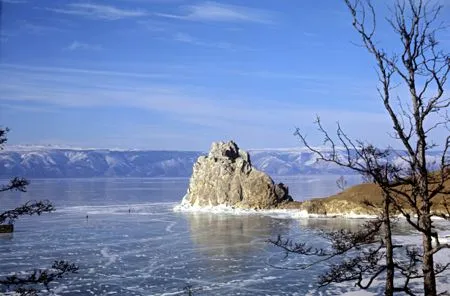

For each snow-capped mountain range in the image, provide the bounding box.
[0,146,444,178]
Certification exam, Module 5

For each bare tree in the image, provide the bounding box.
[0,177,29,193]
[0,127,8,146]
[272,0,449,295]
[0,200,54,225]
[342,1,449,294]
[336,175,348,192]
[0,261,79,295]
[270,146,403,295]
[0,128,55,231]
[0,127,78,295]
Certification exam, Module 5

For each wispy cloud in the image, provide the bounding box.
[237,71,325,81]
[0,32,10,43]
[1,0,27,4]
[0,64,387,129]
[0,29,16,43]
[47,3,148,20]
[1,64,168,79]
[17,20,64,35]
[137,20,168,32]
[66,41,102,51]
[0,64,409,149]
[156,1,274,24]
[173,32,252,51]
[173,32,195,43]
[0,103,57,113]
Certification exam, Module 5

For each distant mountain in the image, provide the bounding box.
[0,146,443,178]
[0,147,202,178]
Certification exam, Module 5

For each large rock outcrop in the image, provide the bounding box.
[180,141,293,209]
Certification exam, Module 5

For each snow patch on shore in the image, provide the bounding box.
[173,202,378,219]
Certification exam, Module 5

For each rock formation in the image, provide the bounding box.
[180,141,293,209]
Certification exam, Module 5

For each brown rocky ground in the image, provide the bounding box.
[279,177,449,217]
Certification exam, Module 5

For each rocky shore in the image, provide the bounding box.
[176,141,449,218]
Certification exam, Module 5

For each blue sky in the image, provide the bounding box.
[0,0,449,151]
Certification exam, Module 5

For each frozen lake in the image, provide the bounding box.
[0,176,439,295]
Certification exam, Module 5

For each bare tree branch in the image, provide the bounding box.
[0,177,29,193]
[0,200,55,225]
[279,1,449,295]
[0,260,79,295]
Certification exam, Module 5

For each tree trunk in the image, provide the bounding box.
[384,197,394,296]
[422,219,437,296]
[418,139,436,296]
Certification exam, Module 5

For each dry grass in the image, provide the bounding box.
[280,176,449,216]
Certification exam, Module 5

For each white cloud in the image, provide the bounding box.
[237,71,325,81]
[0,103,57,113]
[66,41,102,51]
[137,20,169,32]
[17,20,64,35]
[173,32,252,51]
[47,3,148,20]
[173,32,194,43]
[2,64,167,79]
[1,0,27,4]
[0,64,391,147]
[4,63,442,150]
[156,1,274,24]
[0,30,13,43]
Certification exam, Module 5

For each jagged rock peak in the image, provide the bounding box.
[208,141,251,164]
[180,140,293,210]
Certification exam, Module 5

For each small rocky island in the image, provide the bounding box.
[178,141,293,210]
[177,141,448,217]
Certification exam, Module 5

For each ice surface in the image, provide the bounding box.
[0,178,448,295]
